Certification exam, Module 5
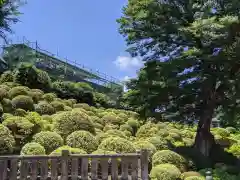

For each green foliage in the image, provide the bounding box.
[0,87,8,100]
[182,171,203,179]
[14,64,52,91]
[0,71,14,83]
[147,136,168,150]
[133,140,156,158]
[66,130,98,153]
[20,142,46,155]
[101,112,123,125]
[152,150,187,172]
[35,101,56,115]
[28,89,44,103]
[53,110,95,138]
[185,177,205,180]
[98,137,136,153]
[42,93,57,103]
[0,124,15,154]
[136,123,158,138]
[14,108,27,116]
[50,100,65,112]
[1,98,13,113]
[50,145,86,155]
[8,86,29,99]
[150,163,181,180]
[120,124,133,134]
[11,95,34,111]
[32,131,64,154]
[226,143,240,157]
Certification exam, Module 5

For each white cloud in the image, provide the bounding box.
[114,56,143,71]
[122,76,131,82]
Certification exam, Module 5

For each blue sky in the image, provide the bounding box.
[10,0,143,82]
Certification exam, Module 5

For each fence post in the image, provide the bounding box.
[140,149,149,180]
[206,170,212,180]
[61,150,70,180]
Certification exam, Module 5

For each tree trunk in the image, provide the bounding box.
[194,97,216,157]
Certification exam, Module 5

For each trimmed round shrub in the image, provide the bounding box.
[1,98,13,113]
[11,95,34,111]
[73,103,91,111]
[20,142,46,155]
[0,71,14,83]
[182,171,203,179]
[136,123,158,138]
[185,177,205,180]
[33,131,64,154]
[91,116,103,125]
[28,89,44,103]
[226,127,237,134]
[94,123,104,130]
[14,108,27,116]
[212,128,230,138]
[105,130,127,139]
[101,113,124,125]
[98,137,136,153]
[226,143,240,157]
[42,115,53,123]
[53,110,95,138]
[35,101,56,115]
[133,140,157,158]
[64,106,72,111]
[0,88,8,100]
[0,124,15,154]
[42,93,57,103]
[152,150,187,172]
[120,124,133,134]
[50,101,65,112]
[103,124,119,132]
[147,136,168,150]
[8,86,29,99]
[50,145,86,155]
[66,130,98,153]
[150,163,181,180]
[2,113,13,121]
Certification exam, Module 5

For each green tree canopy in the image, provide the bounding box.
[118,0,240,156]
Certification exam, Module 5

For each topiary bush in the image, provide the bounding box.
[120,124,133,134]
[147,136,169,150]
[3,116,34,148]
[50,145,86,155]
[98,137,136,153]
[185,176,205,180]
[11,95,34,111]
[8,86,29,99]
[1,98,13,113]
[33,131,64,154]
[20,142,46,155]
[42,93,57,103]
[103,124,119,132]
[133,140,157,158]
[152,150,187,172]
[28,89,44,103]
[50,100,65,112]
[53,110,95,138]
[35,101,56,115]
[101,113,124,125]
[136,123,158,138]
[0,88,8,100]
[0,124,15,155]
[0,71,14,83]
[150,163,181,180]
[226,143,240,158]
[66,130,98,153]
[181,171,203,179]
[14,108,27,116]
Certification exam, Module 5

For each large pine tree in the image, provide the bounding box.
[118,0,240,156]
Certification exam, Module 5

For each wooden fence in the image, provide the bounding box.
[0,150,149,180]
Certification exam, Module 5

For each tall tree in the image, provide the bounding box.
[118,0,240,156]
[0,0,22,42]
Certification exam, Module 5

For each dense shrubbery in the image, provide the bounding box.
[0,68,239,179]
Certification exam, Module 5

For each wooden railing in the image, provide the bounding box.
[0,150,149,180]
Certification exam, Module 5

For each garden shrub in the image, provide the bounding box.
[50,145,86,155]
[1,98,13,113]
[105,130,127,139]
[64,106,72,111]
[136,123,158,138]
[91,116,103,125]
[14,108,27,116]
[181,171,202,179]
[66,130,98,153]
[94,122,104,130]
[41,115,53,123]
[3,116,34,147]
[11,95,34,111]
[2,113,13,121]
[226,127,237,134]
[36,70,52,90]
[0,124,15,154]
[35,101,56,115]
[126,119,140,132]
[212,128,230,138]
[8,86,29,99]
[133,140,157,158]
[98,137,136,153]
[152,150,187,172]
[150,163,181,180]
[2,82,20,88]
[0,88,8,100]
[53,110,95,138]
[50,100,65,112]
[101,113,124,125]
[185,176,205,180]
[123,130,132,137]
[103,124,119,132]
[73,103,91,111]
[182,138,194,146]
[42,93,57,103]
[20,142,46,155]
[0,71,14,83]
[226,143,240,157]
[147,136,168,150]
[120,124,133,134]
[28,89,44,103]
[33,131,64,154]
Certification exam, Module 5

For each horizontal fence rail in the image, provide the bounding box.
[0,150,149,180]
